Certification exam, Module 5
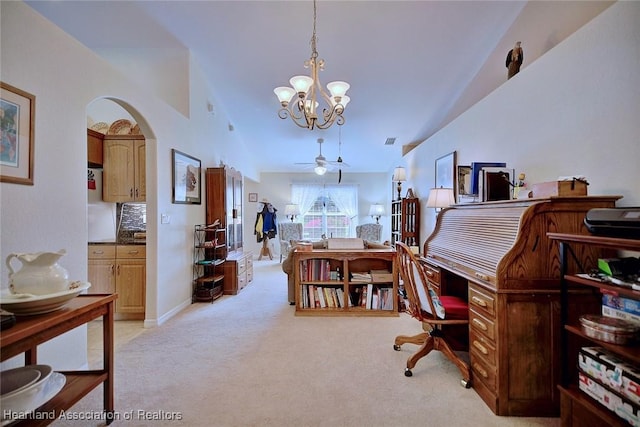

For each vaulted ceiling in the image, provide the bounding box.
[25,1,613,173]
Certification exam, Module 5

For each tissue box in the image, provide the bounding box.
[531,180,587,198]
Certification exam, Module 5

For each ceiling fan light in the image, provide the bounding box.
[274,87,296,105]
[327,81,350,98]
[290,75,314,94]
[314,165,327,175]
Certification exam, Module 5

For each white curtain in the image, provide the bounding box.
[326,184,358,236]
[291,184,322,218]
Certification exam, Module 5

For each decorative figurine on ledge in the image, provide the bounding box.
[506,41,524,80]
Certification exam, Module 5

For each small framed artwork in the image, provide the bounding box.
[1,82,35,185]
[457,165,472,197]
[172,149,201,204]
[248,192,258,202]
[435,151,457,191]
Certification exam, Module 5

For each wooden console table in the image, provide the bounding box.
[1,294,116,426]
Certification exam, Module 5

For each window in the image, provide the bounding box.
[291,184,358,240]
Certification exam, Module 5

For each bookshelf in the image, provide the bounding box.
[192,224,226,302]
[293,249,398,316]
[548,233,640,427]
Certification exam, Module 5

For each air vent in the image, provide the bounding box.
[384,137,396,145]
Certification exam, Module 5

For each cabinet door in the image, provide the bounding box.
[103,139,135,202]
[116,259,146,313]
[134,140,146,201]
[88,259,116,294]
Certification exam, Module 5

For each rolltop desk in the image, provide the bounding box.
[421,196,620,417]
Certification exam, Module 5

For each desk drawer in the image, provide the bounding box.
[469,308,496,342]
[471,353,497,390]
[469,284,495,317]
[237,271,247,291]
[470,330,496,367]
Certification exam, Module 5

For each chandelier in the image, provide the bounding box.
[273,0,350,130]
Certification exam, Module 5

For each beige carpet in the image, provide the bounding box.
[53,259,560,427]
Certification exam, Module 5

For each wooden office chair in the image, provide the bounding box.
[393,242,471,387]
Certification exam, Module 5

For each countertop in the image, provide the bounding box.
[88,239,146,246]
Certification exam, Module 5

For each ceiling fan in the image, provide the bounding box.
[295,136,349,182]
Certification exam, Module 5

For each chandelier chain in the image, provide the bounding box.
[310,0,318,59]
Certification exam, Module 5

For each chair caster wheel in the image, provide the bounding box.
[393,344,401,351]
[404,368,413,377]
[461,379,471,388]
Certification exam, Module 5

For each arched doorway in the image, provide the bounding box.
[86,97,157,326]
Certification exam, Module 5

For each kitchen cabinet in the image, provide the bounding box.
[87,244,116,294]
[87,128,104,167]
[88,244,146,319]
[102,134,145,202]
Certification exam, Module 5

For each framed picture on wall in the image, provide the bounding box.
[1,82,35,185]
[435,151,457,192]
[248,192,258,202]
[172,149,201,204]
[457,165,471,196]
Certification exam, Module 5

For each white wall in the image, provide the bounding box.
[0,2,256,368]
[403,1,640,240]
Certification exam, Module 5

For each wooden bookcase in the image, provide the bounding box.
[391,197,420,246]
[294,249,398,316]
[549,233,640,427]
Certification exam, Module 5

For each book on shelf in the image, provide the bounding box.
[351,272,372,282]
[316,286,326,308]
[370,269,393,283]
[602,292,640,317]
[602,305,640,325]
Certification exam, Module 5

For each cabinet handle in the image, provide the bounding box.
[425,270,434,278]
[93,250,104,255]
[472,318,488,331]
[128,250,139,255]
[135,188,139,198]
[473,363,488,378]
[471,296,487,307]
[472,340,489,355]
[110,264,115,275]
[117,265,120,275]
[130,188,133,197]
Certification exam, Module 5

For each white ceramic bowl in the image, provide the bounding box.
[1,366,42,396]
[0,365,66,423]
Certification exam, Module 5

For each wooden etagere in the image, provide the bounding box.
[294,249,398,316]
[192,224,226,302]
[549,232,640,427]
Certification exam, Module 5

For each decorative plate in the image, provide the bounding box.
[0,282,91,316]
[90,122,109,134]
[107,119,132,135]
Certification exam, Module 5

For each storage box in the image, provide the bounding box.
[579,346,640,406]
[530,179,588,198]
[370,270,393,283]
[579,371,640,425]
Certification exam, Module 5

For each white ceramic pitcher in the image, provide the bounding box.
[6,249,69,295]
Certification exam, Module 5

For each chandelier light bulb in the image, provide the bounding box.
[290,75,314,94]
[327,81,350,98]
[274,87,296,105]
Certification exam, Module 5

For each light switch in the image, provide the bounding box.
[161,213,170,224]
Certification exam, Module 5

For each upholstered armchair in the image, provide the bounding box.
[356,223,382,243]
[278,222,303,263]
